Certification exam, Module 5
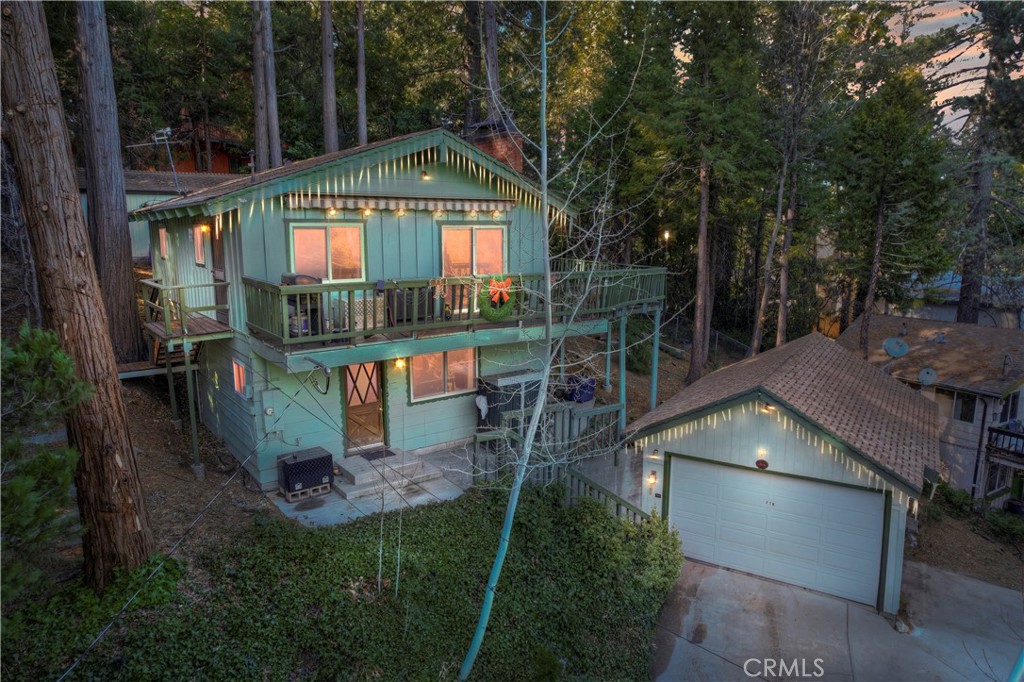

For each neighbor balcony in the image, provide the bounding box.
[241,261,665,350]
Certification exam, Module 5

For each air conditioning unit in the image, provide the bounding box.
[278,447,334,500]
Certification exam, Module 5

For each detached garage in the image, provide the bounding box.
[629,333,938,614]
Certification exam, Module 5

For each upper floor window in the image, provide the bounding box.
[1000,391,1020,424]
[158,227,168,259]
[442,226,505,277]
[291,223,364,282]
[936,388,977,424]
[193,225,206,265]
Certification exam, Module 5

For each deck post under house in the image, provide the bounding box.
[129,128,666,492]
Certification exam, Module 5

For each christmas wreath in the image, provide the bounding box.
[478,276,517,322]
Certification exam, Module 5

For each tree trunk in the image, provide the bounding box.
[356,0,367,146]
[482,0,501,121]
[748,152,789,356]
[259,0,282,167]
[321,0,338,153]
[251,0,269,171]
[859,191,886,359]
[686,156,712,384]
[956,128,993,324]
[775,166,797,347]
[0,141,42,327]
[2,0,154,595]
[462,0,482,135]
[75,1,146,363]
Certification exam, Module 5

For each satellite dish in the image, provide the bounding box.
[918,367,937,387]
[882,337,910,358]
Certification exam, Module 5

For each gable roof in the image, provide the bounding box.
[836,314,1024,398]
[628,332,938,493]
[132,128,568,221]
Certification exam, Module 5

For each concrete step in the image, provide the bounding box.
[339,454,427,486]
[333,458,445,500]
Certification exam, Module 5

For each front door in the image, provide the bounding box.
[211,225,228,324]
[345,362,384,449]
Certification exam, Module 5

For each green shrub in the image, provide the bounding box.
[986,510,1024,545]
[937,482,974,518]
[1,324,92,604]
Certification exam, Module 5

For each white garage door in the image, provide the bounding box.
[669,458,884,606]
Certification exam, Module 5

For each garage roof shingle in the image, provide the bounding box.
[628,332,938,493]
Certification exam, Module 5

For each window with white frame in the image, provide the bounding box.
[232,359,246,396]
[159,227,168,259]
[441,226,506,276]
[936,388,978,424]
[193,226,206,265]
[410,349,475,401]
[986,462,1010,494]
[1000,390,1020,424]
[290,223,364,281]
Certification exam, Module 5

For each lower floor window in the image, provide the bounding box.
[987,462,1011,495]
[410,349,475,401]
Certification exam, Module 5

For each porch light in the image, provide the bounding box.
[394,358,406,370]
[327,207,338,217]
[662,230,670,242]
[198,223,210,233]
[647,470,658,493]
[421,170,431,181]
[362,207,373,217]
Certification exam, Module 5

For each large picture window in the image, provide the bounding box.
[410,349,476,401]
[291,223,364,281]
[442,226,506,276]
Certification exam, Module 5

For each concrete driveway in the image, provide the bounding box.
[651,560,1023,682]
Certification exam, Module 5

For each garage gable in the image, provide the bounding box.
[637,396,912,500]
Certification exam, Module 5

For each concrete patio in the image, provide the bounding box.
[270,440,644,527]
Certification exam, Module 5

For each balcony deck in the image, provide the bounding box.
[988,426,1024,459]
[141,279,233,347]
[243,262,665,358]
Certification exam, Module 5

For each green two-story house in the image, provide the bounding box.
[133,128,665,494]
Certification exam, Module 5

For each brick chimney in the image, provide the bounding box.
[468,118,523,173]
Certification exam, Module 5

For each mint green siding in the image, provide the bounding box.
[383,343,546,453]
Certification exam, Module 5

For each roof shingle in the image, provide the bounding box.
[629,332,938,492]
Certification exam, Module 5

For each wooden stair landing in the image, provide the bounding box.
[144,312,232,344]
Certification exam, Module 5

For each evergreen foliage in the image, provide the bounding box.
[1,325,92,603]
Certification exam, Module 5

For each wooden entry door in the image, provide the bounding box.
[345,362,384,448]
[210,225,228,324]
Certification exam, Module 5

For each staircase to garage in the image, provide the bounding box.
[333,453,444,500]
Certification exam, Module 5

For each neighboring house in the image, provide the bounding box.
[132,128,665,494]
[78,169,236,261]
[837,315,1024,509]
[876,273,1023,330]
[629,332,939,614]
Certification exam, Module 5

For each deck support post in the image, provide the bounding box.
[650,307,661,411]
[618,314,627,434]
[165,340,181,428]
[604,327,613,392]
[183,341,204,480]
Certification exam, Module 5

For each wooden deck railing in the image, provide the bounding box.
[242,265,665,347]
[472,401,624,484]
[140,278,230,337]
[988,426,1024,457]
[563,467,650,524]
